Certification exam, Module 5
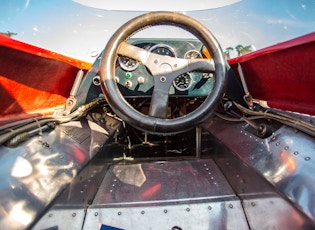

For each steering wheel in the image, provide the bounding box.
[100,11,227,134]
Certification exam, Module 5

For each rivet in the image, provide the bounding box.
[251,202,256,206]
[276,142,280,146]
[164,209,168,213]
[294,151,299,155]
[94,212,98,216]
[208,206,212,210]
[48,213,53,218]
[141,211,145,215]
[118,212,122,216]
[72,213,76,217]
[305,157,311,161]
[229,204,233,208]
[186,208,190,212]
[284,146,289,150]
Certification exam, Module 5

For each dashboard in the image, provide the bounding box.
[113,38,215,98]
[78,38,216,108]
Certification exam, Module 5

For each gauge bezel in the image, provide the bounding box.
[184,49,202,59]
[173,72,193,91]
[148,43,177,57]
[118,55,139,71]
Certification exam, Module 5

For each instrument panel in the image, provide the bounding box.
[115,38,215,98]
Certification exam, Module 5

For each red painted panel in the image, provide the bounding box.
[228,32,315,115]
[0,36,85,125]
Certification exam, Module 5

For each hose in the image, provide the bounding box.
[233,101,315,137]
[0,98,103,146]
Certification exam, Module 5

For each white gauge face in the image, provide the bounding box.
[149,44,176,57]
[184,50,202,59]
[118,55,139,71]
[173,72,192,91]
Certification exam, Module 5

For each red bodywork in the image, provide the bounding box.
[0,34,91,125]
[228,32,315,116]
[0,32,314,125]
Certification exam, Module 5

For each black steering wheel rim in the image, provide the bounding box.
[100,11,227,134]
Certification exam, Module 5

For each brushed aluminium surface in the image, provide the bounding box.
[204,117,315,223]
[0,118,115,229]
[84,159,248,229]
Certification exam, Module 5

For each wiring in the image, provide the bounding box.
[0,98,104,146]
[233,101,315,137]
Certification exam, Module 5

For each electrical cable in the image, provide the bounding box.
[233,101,315,137]
[0,98,103,146]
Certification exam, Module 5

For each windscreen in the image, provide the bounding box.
[1,0,314,62]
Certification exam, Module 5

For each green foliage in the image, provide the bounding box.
[0,31,17,37]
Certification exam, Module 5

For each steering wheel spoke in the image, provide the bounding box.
[118,42,215,76]
[148,73,178,118]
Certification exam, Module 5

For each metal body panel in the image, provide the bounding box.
[84,159,248,229]
[84,201,248,230]
[204,117,315,223]
[93,160,235,206]
[33,163,109,230]
[214,148,315,229]
[0,118,118,229]
[32,129,315,229]
[33,208,86,230]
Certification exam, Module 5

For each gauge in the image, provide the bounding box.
[173,73,193,91]
[118,55,139,71]
[149,44,176,57]
[184,50,202,59]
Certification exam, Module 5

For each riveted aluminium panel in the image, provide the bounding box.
[92,159,236,206]
[83,159,249,229]
[204,117,315,223]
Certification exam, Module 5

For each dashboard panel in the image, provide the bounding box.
[115,38,215,98]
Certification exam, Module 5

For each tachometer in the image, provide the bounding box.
[118,55,139,71]
[173,73,192,91]
[149,44,176,57]
[184,50,202,59]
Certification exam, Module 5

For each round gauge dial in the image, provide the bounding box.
[149,44,176,57]
[118,55,139,71]
[184,50,202,59]
[173,73,192,91]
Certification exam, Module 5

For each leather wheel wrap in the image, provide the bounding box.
[100,11,227,134]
